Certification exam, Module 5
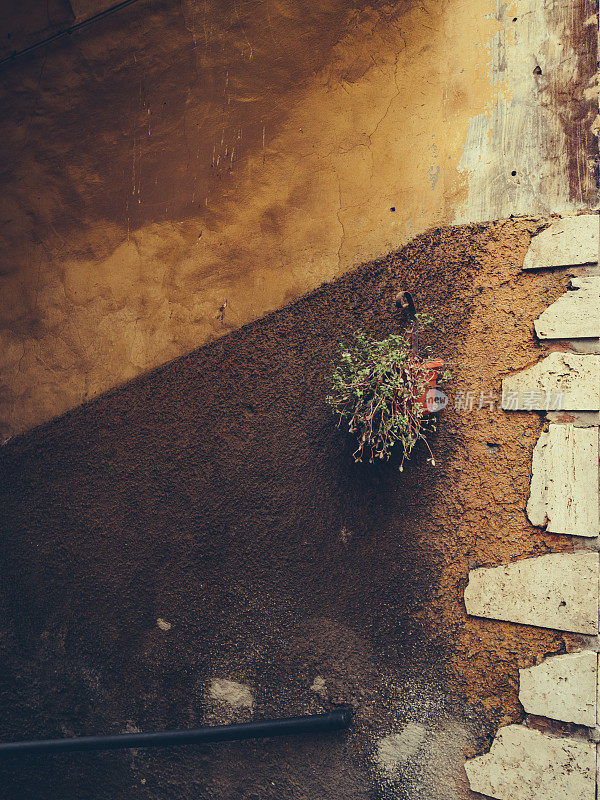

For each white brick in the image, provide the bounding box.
[597,663,600,726]
[464,552,599,634]
[465,725,596,800]
[519,651,597,726]
[523,214,599,270]
[535,277,600,339]
[527,425,599,537]
[501,353,600,411]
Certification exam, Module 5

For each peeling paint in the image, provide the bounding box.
[456,0,598,222]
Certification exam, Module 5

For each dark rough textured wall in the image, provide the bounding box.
[0,219,575,799]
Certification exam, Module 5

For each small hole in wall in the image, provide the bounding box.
[559,600,567,607]
[511,170,517,176]
[390,207,396,212]
[512,16,517,21]
[533,65,542,75]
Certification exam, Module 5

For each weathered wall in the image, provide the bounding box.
[0,218,580,799]
[1,0,596,439]
[1,1,598,796]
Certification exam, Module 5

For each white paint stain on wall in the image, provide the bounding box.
[376,723,427,773]
[374,716,472,800]
[208,678,254,709]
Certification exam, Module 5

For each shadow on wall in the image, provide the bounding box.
[0,219,571,799]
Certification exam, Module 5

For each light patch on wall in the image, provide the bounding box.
[208,678,254,710]
[376,723,427,773]
[456,0,597,222]
[373,717,472,800]
[310,676,327,697]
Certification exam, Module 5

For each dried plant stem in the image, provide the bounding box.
[326,316,446,469]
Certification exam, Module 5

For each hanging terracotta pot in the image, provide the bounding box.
[416,358,444,415]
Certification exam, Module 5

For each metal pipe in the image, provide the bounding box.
[0,709,352,757]
[0,0,144,69]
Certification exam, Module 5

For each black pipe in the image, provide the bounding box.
[0,709,352,757]
[0,0,144,69]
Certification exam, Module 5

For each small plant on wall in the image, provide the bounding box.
[326,313,448,470]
